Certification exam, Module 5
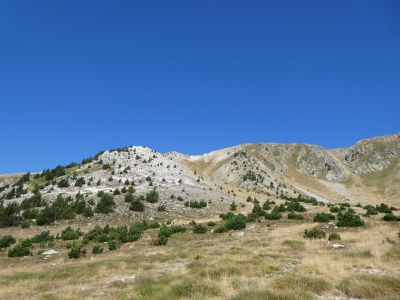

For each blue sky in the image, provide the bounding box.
[0,1,399,173]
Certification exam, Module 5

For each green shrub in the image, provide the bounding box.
[328,232,341,241]
[8,243,31,257]
[207,221,216,227]
[130,199,145,212]
[225,214,247,230]
[304,228,326,239]
[145,189,159,203]
[0,235,16,249]
[30,231,54,244]
[108,240,119,250]
[156,225,186,245]
[68,243,86,259]
[262,200,272,210]
[337,211,365,227]
[0,202,22,227]
[74,177,85,187]
[83,206,94,217]
[376,203,392,214]
[193,224,207,234]
[264,208,282,220]
[57,178,69,188]
[157,204,166,212]
[95,193,115,214]
[230,201,237,211]
[286,200,306,212]
[20,220,31,228]
[219,212,235,220]
[214,226,227,233]
[288,212,304,220]
[243,170,257,181]
[382,213,399,221]
[313,213,335,222]
[330,206,340,213]
[36,206,56,225]
[185,200,207,208]
[250,202,266,218]
[61,227,82,240]
[124,192,134,203]
[92,244,103,254]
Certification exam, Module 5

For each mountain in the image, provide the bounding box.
[1,133,399,222]
[183,133,400,207]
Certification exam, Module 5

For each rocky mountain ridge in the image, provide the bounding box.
[0,133,399,222]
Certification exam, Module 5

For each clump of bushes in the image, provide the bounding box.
[61,227,83,240]
[68,243,86,259]
[185,200,207,209]
[313,213,335,222]
[156,225,186,245]
[225,214,247,230]
[337,211,364,227]
[92,244,103,254]
[108,240,120,250]
[264,207,282,220]
[382,213,400,221]
[285,200,306,212]
[30,231,54,244]
[304,228,326,239]
[95,193,115,214]
[288,212,304,220]
[0,235,16,249]
[145,189,159,203]
[130,198,145,212]
[8,243,31,257]
[157,204,166,212]
[193,224,207,234]
[216,213,247,232]
[328,232,341,241]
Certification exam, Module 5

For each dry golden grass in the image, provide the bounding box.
[0,204,399,300]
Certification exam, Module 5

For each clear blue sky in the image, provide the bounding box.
[0,1,399,173]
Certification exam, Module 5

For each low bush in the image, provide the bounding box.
[288,212,304,220]
[30,231,54,244]
[130,199,145,212]
[328,232,341,241]
[157,204,166,212]
[92,244,103,254]
[108,240,120,250]
[264,208,282,220]
[8,243,31,257]
[382,213,399,221]
[61,227,82,240]
[286,200,306,212]
[304,228,326,239]
[337,211,365,227]
[225,214,247,230]
[376,203,392,214]
[0,235,16,249]
[145,189,159,203]
[207,221,216,226]
[193,224,207,234]
[95,193,115,214]
[313,213,335,222]
[185,200,207,208]
[68,243,86,259]
[156,225,186,245]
